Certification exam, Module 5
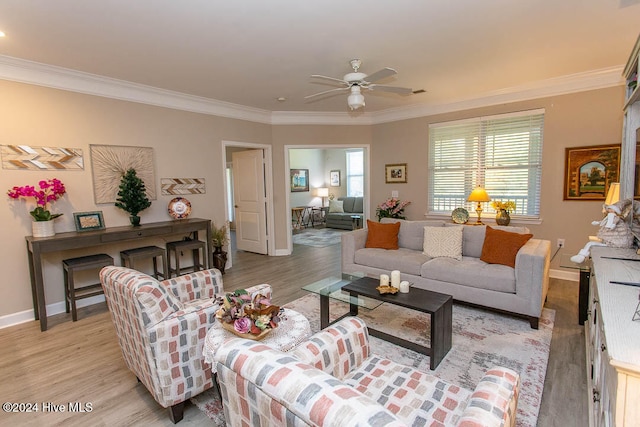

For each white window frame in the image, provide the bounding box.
[428,109,544,221]
[346,149,364,197]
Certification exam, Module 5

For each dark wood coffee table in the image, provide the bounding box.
[342,276,452,370]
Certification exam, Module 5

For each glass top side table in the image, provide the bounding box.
[559,253,591,325]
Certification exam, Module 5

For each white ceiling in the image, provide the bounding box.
[1,0,640,115]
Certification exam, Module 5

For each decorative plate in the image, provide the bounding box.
[168,197,192,219]
[451,207,469,224]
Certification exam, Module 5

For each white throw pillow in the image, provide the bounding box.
[423,225,463,260]
[329,200,344,213]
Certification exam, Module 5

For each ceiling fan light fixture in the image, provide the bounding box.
[348,86,365,110]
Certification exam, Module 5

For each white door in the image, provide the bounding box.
[232,149,268,254]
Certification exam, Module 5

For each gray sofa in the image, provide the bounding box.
[341,219,551,328]
[325,196,364,229]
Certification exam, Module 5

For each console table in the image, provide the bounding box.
[25,218,212,331]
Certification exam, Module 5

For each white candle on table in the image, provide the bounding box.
[399,280,410,293]
[391,270,401,288]
[380,274,390,287]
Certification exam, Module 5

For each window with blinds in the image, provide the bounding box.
[428,109,544,218]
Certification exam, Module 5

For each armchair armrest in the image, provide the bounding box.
[161,268,223,302]
[215,338,403,426]
[145,304,217,407]
[291,316,370,381]
[458,367,520,427]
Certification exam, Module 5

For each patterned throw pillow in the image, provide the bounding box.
[329,200,344,213]
[422,225,463,260]
[480,226,533,268]
[365,219,401,249]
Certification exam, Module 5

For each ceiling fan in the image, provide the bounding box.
[305,59,413,110]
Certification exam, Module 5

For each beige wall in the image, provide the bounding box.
[0,80,271,318]
[371,87,626,269]
[0,78,627,321]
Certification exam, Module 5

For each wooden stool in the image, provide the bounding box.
[63,253,114,321]
[120,246,168,280]
[166,239,207,277]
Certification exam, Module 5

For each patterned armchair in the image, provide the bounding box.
[100,266,271,423]
[215,316,520,427]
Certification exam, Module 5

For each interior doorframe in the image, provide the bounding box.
[284,144,370,254]
[221,140,275,266]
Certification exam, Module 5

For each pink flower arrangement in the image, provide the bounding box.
[376,197,411,221]
[215,289,281,336]
[7,178,66,221]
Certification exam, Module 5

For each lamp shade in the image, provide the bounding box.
[605,182,620,206]
[467,187,491,202]
[317,187,329,198]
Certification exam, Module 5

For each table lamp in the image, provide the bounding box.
[604,182,620,207]
[467,187,491,225]
[317,187,329,207]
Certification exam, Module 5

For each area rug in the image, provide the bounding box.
[195,293,554,427]
[292,227,348,247]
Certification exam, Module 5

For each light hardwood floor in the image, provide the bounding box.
[0,233,587,426]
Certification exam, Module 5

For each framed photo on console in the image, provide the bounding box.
[73,211,105,232]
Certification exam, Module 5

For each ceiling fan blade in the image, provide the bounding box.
[304,87,349,99]
[363,67,397,83]
[368,84,413,95]
[310,74,349,86]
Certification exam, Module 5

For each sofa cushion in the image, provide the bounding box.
[423,225,463,260]
[445,224,531,257]
[421,257,517,293]
[480,226,533,268]
[353,197,364,213]
[355,248,431,275]
[382,219,446,251]
[340,197,355,212]
[329,199,344,213]
[365,220,400,250]
[344,355,471,426]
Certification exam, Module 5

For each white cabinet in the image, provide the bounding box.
[586,247,640,427]
[620,33,640,200]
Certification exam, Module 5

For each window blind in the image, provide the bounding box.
[428,110,544,218]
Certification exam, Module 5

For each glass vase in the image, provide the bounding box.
[495,210,511,226]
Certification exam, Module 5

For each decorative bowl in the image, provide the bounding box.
[376,285,399,295]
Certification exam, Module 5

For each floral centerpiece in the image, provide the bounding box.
[7,178,66,221]
[490,200,516,213]
[215,289,281,340]
[376,197,411,221]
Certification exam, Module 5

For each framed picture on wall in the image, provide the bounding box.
[385,163,407,183]
[290,168,309,192]
[330,170,341,187]
[563,144,621,200]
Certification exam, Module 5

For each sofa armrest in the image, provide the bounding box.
[161,268,224,302]
[342,228,368,272]
[215,339,403,426]
[458,367,520,427]
[291,317,370,381]
[514,239,551,318]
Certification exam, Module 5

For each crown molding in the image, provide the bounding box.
[0,55,272,124]
[0,55,625,126]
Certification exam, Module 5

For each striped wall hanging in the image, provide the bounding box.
[1,145,84,170]
[161,178,206,195]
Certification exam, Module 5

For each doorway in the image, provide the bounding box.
[222,141,275,268]
[285,145,370,253]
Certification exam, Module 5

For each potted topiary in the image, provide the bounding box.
[211,222,229,274]
[115,168,151,226]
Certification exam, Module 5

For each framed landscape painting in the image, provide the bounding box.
[290,168,309,192]
[564,144,621,200]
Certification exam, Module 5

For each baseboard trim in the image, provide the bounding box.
[0,294,106,330]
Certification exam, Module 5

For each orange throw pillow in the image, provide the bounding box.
[480,226,533,268]
[365,220,401,250]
